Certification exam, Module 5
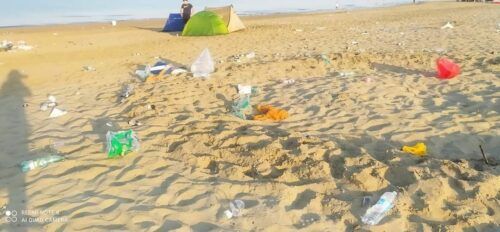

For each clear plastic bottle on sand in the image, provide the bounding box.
[224,199,245,219]
[20,155,65,172]
[361,191,397,225]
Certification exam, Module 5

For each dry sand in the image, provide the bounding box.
[0,2,499,231]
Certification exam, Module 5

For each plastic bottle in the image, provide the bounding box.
[20,155,65,173]
[361,191,397,225]
[191,48,215,78]
[224,199,245,219]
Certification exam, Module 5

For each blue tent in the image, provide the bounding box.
[163,13,185,32]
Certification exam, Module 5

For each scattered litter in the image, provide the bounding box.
[237,84,252,95]
[316,27,326,30]
[435,48,446,53]
[40,103,50,111]
[295,29,303,32]
[40,95,57,111]
[83,66,96,72]
[49,108,67,118]
[111,20,117,26]
[339,71,355,77]
[150,61,170,75]
[229,52,256,63]
[361,31,369,35]
[106,122,113,127]
[48,95,56,103]
[402,142,427,157]
[351,41,359,45]
[441,22,454,29]
[253,105,288,121]
[1,41,32,51]
[246,52,256,59]
[135,68,150,81]
[1,40,13,51]
[320,54,331,65]
[0,40,33,51]
[16,42,33,51]
[106,129,140,158]
[135,60,184,81]
[147,104,156,110]
[362,191,397,225]
[436,57,460,79]
[283,79,295,85]
[128,119,143,126]
[20,155,65,173]
[22,103,29,108]
[364,77,373,83]
[191,48,214,78]
[120,84,134,103]
[224,199,245,219]
[171,68,187,75]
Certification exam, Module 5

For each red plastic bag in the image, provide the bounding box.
[436,57,460,79]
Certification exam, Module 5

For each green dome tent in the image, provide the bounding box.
[182,11,229,36]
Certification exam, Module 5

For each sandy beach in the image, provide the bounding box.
[0,2,499,231]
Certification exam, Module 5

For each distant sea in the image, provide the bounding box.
[0,0,412,27]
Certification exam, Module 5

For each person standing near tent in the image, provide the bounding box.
[180,0,193,23]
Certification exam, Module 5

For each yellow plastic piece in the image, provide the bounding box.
[402,143,427,157]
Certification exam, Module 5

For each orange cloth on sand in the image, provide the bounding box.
[253,105,288,121]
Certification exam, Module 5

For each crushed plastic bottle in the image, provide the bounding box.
[20,155,65,173]
[224,199,245,219]
[106,129,140,158]
[361,191,397,225]
[191,48,215,78]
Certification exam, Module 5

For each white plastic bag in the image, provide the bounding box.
[191,48,214,78]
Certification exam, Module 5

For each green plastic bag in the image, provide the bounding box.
[232,95,251,120]
[106,129,140,158]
